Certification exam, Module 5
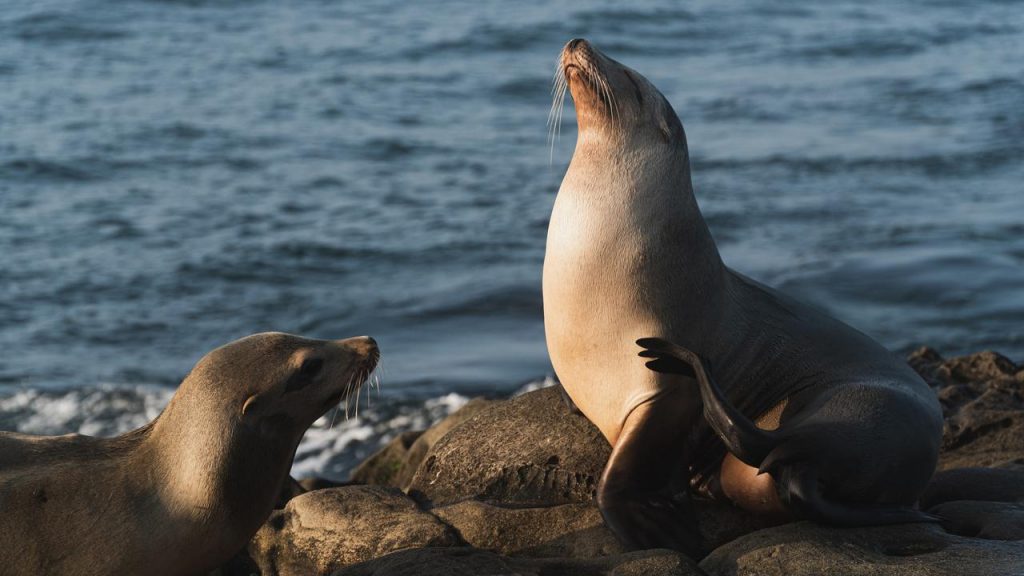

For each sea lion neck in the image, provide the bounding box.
[139,382,296,551]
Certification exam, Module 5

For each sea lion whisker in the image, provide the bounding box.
[600,74,618,122]
[343,374,355,421]
[328,404,339,430]
[548,63,568,162]
[354,379,361,419]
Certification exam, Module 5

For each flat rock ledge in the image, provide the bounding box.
[220,348,1024,576]
[699,521,1024,576]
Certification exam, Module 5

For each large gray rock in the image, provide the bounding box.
[351,398,495,489]
[920,466,1024,509]
[699,521,1024,576]
[407,386,610,506]
[908,347,1024,470]
[693,499,782,553]
[248,486,462,576]
[348,430,423,487]
[432,500,625,558]
[331,547,705,576]
[929,500,1024,541]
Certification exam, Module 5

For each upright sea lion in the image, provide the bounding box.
[0,332,379,576]
[542,39,943,556]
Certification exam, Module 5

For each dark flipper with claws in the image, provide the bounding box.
[780,464,940,525]
[637,337,938,526]
[637,337,779,467]
[597,384,704,558]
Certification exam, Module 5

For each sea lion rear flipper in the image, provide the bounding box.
[597,387,704,558]
[638,337,780,467]
[783,464,940,525]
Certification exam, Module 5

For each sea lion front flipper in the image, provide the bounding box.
[597,387,704,558]
[638,337,780,467]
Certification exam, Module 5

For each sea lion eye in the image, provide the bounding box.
[285,358,323,393]
[299,358,323,378]
[624,70,644,105]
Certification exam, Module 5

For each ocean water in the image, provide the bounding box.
[1,0,1022,479]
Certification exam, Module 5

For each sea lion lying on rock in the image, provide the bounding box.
[0,332,378,576]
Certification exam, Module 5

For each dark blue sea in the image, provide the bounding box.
[1,0,1022,478]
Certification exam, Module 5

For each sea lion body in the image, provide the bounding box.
[543,39,943,556]
[0,332,378,576]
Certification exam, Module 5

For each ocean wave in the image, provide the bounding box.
[12,12,132,43]
[785,22,1018,61]
[0,384,172,437]
[0,377,555,480]
[0,158,100,183]
[695,148,1019,177]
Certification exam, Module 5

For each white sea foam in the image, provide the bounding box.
[0,384,173,437]
[0,376,555,481]
[290,390,481,480]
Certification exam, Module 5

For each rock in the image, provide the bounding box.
[402,386,775,553]
[349,431,423,486]
[208,552,260,576]
[929,500,1024,541]
[693,499,782,553]
[907,347,1024,470]
[432,500,625,558]
[920,466,1024,508]
[331,547,705,576]
[698,521,1024,576]
[393,398,495,489]
[407,386,610,506]
[248,486,462,576]
[909,347,1019,385]
[275,476,307,508]
[350,398,495,489]
[298,477,350,491]
[244,347,1024,576]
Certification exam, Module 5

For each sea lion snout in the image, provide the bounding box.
[561,38,594,65]
[555,39,678,142]
[338,335,380,367]
[560,38,602,80]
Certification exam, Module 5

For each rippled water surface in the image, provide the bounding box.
[1,1,1022,477]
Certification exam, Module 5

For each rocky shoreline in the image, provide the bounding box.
[214,348,1024,576]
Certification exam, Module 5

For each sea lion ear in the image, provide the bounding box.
[241,394,262,418]
[658,116,673,142]
[657,95,684,144]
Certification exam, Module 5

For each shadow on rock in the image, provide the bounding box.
[929,500,1024,541]
[330,547,703,576]
[699,522,1024,576]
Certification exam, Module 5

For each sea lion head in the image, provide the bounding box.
[184,332,379,437]
[556,38,686,151]
[145,332,379,543]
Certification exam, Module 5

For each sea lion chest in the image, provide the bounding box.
[543,180,695,443]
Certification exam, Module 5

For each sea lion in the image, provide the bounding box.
[542,39,943,556]
[0,332,379,576]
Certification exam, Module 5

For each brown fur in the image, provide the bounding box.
[0,332,377,576]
